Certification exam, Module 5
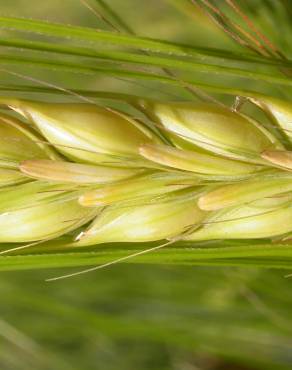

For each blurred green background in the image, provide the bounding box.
[1,1,292,369]
[2,266,292,370]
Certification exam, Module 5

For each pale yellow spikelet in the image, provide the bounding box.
[186,196,292,241]
[198,172,292,211]
[20,159,143,184]
[261,150,292,170]
[7,99,159,165]
[0,168,27,187]
[79,172,199,207]
[0,112,54,166]
[0,181,98,242]
[139,143,262,178]
[138,101,281,163]
[75,190,206,245]
[248,94,292,143]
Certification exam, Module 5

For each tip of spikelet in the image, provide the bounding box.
[261,150,292,170]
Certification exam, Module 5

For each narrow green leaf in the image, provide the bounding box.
[1,52,292,90]
[1,242,292,271]
[2,38,292,87]
[0,16,291,68]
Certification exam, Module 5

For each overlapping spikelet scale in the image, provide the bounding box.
[1,96,292,246]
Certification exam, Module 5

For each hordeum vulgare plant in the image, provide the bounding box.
[4,2,292,369]
[1,95,292,258]
[2,0,292,281]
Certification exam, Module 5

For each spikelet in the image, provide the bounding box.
[79,171,199,207]
[138,101,282,163]
[6,99,159,166]
[198,171,292,211]
[185,195,292,241]
[75,189,206,245]
[0,112,55,167]
[248,94,292,143]
[261,150,292,171]
[0,181,98,242]
[139,143,262,179]
[0,168,27,187]
[0,111,58,186]
[20,159,143,184]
